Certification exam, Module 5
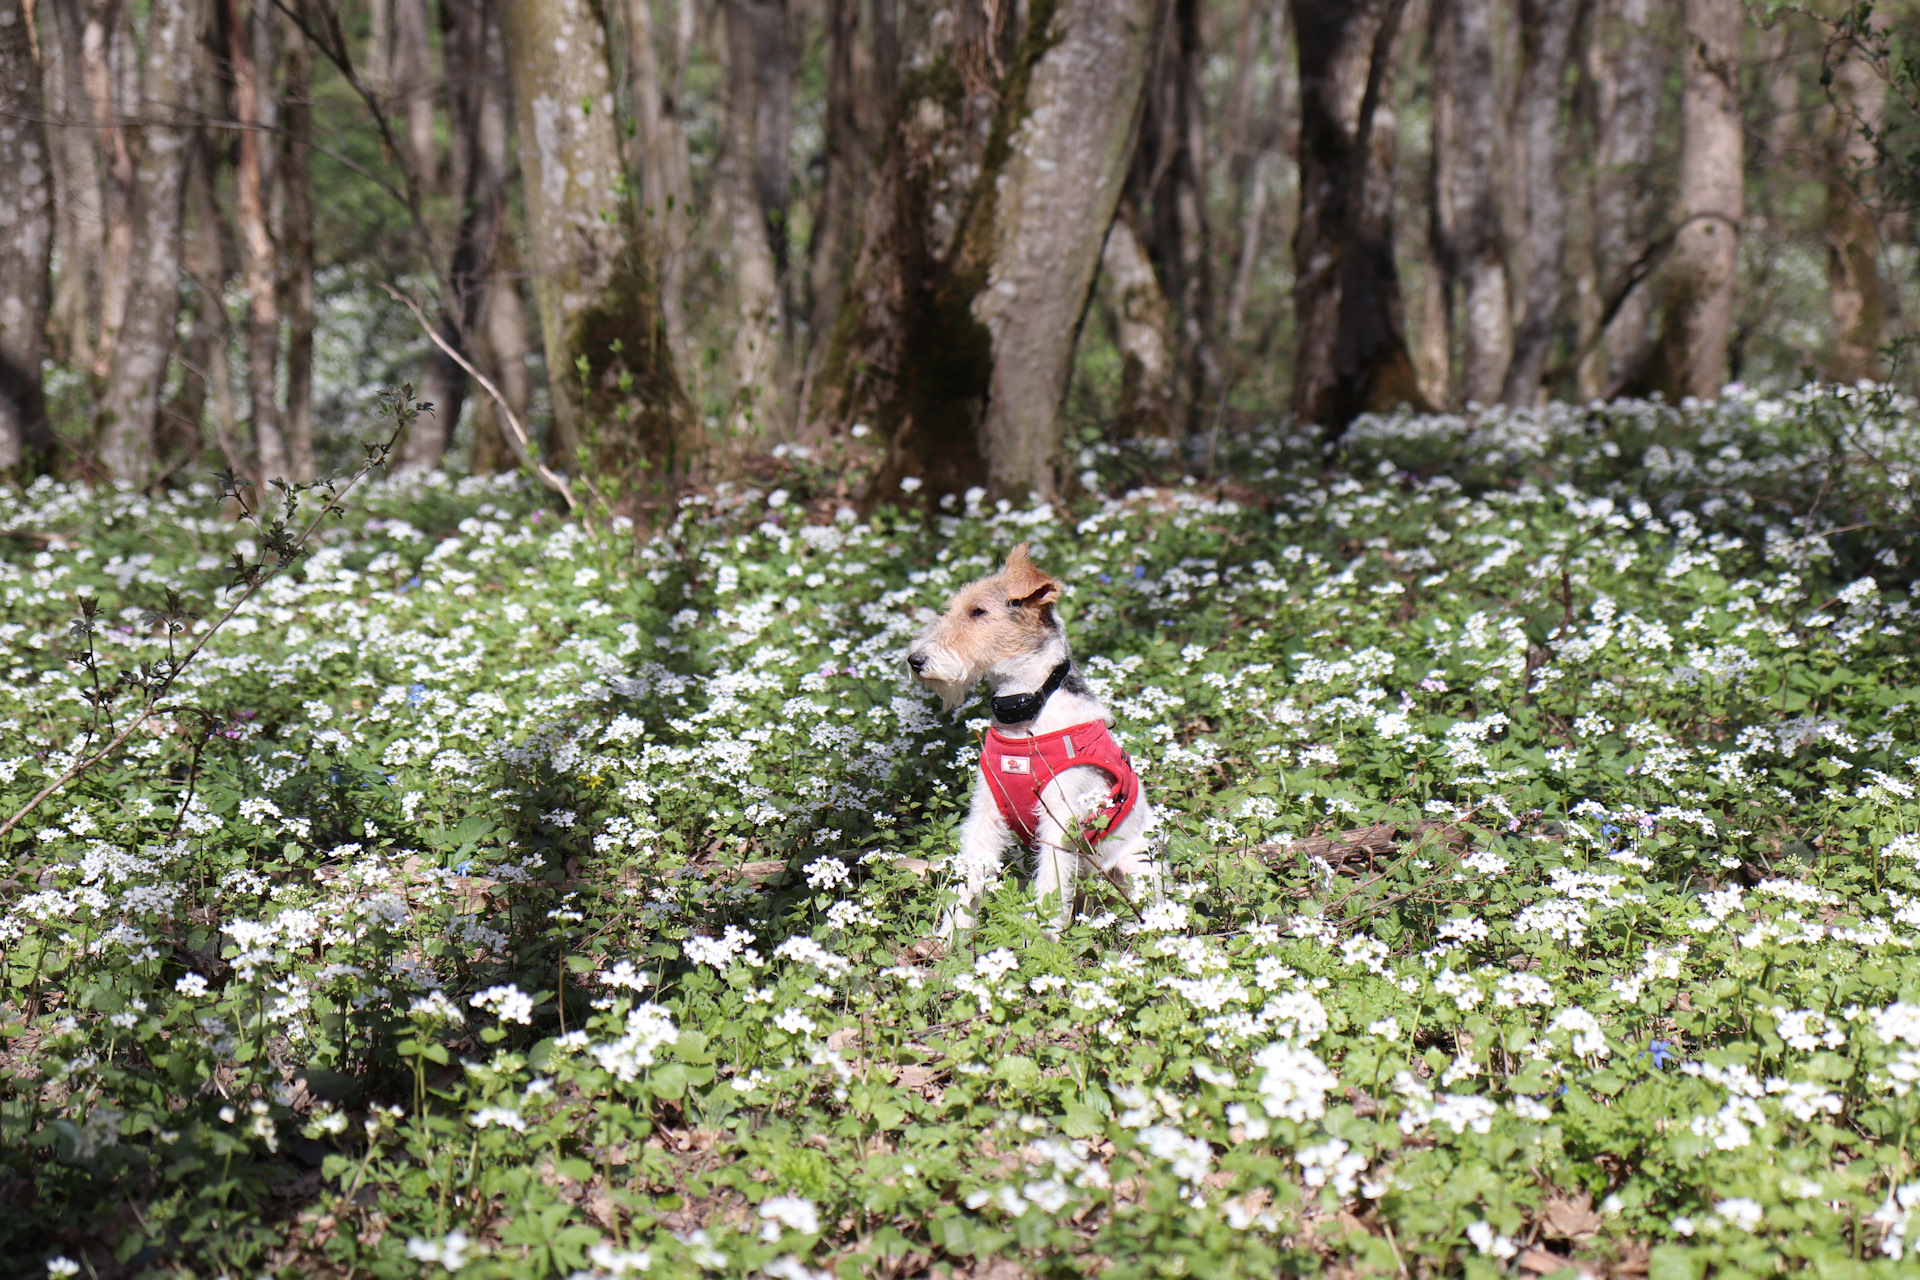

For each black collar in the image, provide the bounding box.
[991,660,1072,725]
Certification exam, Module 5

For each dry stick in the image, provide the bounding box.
[381,285,580,515]
[0,433,402,842]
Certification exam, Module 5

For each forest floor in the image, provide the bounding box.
[7,388,1920,1278]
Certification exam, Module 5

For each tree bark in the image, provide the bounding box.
[0,0,54,472]
[1578,0,1663,398]
[1499,0,1581,407]
[392,0,438,189]
[42,0,105,369]
[1132,0,1214,435]
[95,0,207,483]
[227,0,288,479]
[1647,0,1742,402]
[804,0,862,383]
[1100,207,1177,438]
[815,0,1160,500]
[1290,0,1426,433]
[714,0,790,440]
[1225,0,1289,348]
[280,4,316,479]
[1429,0,1509,407]
[86,0,136,379]
[624,0,694,353]
[973,0,1163,497]
[183,133,244,474]
[1824,18,1885,383]
[501,0,686,477]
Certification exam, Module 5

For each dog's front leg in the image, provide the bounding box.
[939,783,1013,940]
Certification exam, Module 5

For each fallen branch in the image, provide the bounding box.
[1255,819,1474,871]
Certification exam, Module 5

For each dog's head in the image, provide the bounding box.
[907,543,1063,709]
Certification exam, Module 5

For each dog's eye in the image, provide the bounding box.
[969,607,988,619]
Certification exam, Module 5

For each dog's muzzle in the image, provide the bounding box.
[907,651,929,675]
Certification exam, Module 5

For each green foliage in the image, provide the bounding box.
[10,387,1920,1275]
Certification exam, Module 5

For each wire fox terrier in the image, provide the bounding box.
[908,544,1162,937]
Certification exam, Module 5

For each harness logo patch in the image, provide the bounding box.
[1000,756,1031,774]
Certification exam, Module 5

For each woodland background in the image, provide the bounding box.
[0,0,1915,502]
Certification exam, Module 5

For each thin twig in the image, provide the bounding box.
[381,285,580,514]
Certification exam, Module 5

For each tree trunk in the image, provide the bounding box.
[1578,0,1663,398]
[1429,0,1509,407]
[1100,208,1177,438]
[1290,0,1426,432]
[95,0,207,482]
[227,0,288,479]
[0,0,54,472]
[1647,0,1742,402]
[1133,0,1214,435]
[183,133,244,474]
[815,0,1161,500]
[804,0,861,384]
[1824,18,1885,383]
[716,0,790,440]
[624,0,694,353]
[501,0,686,477]
[393,0,438,189]
[973,0,1163,497]
[280,6,316,480]
[1499,0,1581,407]
[453,0,525,473]
[86,0,136,379]
[42,0,105,369]
[1225,0,1289,348]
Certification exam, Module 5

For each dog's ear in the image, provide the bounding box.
[1002,543,1060,610]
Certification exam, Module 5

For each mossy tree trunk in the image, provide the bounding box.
[813,0,1162,503]
[501,0,687,485]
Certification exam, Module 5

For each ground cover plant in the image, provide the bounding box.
[10,387,1920,1277]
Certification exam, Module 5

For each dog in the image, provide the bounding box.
[907,543,1161,937]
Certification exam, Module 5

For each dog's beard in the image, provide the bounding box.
[908,643,979,711]
[919,675,974,711]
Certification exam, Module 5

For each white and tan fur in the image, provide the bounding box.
[908,544,1160,936]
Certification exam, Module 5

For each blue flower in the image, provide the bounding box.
[1601,823,1621,840]
[1132,564,1148,579]
[1644,1039,1677,1069]
[1099,573,1111,584]
[407,683,428,707]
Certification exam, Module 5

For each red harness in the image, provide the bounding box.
[980,719,1141,848]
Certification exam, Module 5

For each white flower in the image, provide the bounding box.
[1466,1221,1517,1259]
[1252,1042,1336,1123]
[898,476,923,493]
[470,983,534,1024]
[1716,1197,1764,1232]
[1136,1124,1212,1182]
[175,972,209,997]
[758,1193,820,1241]
[805,856,850,891]
[1296,1138,1367,1196]
[46,1260,80,1279]
[589,1004,678,1081]
[471,1106,525,1131]
[406,1229,474,1270]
